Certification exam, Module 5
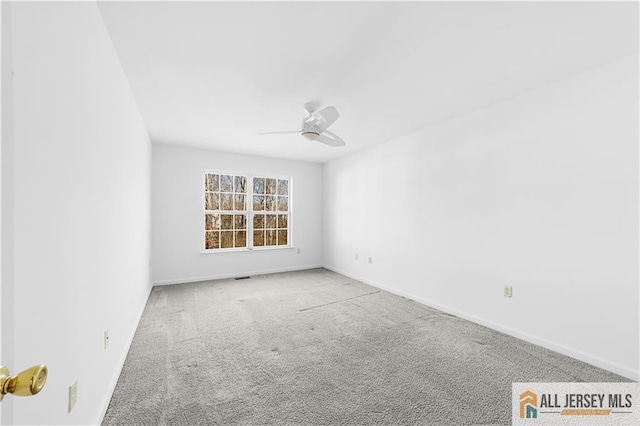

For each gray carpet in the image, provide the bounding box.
[103,268,627,425]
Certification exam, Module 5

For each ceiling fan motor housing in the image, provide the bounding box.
[301,116,324,135]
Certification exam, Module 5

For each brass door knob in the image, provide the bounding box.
[0,364,48,402]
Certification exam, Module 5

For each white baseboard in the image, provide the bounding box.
[95,281,154,425]
[152,264,324,286]
[322,264,639,382]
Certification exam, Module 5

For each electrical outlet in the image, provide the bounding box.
[68,378,78,413]
[355,253,358,261]
[296,248,301,254]
[504,286,513,298]
[368,257,373,264]
[104,329,110,349]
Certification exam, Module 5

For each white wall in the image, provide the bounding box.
[5,3,151,424]
[323,54,639,380]
[0,3,13,423]
[152,144,323,285]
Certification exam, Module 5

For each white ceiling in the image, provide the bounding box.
[98,1,638,163]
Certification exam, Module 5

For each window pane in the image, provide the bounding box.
[253,214,264,229]
[205,193,219,210]
[220,175,233,192]
[205,214,220,231]
[221,214,233,230]
[277,179,288,195]
[221,231,233,248]
[278,230,288,245]
[234,214,247,230]
[205,174,219,192]
[234,194,246,211]
[220,194,233,210]
[265,196,276,211]
[253,230,265,246]
[277,214,287,229]
[205,231,220,250]
[234,176,247,193]
[253,195,265,211]
[253,177,265,194]
[266,229,277,246]
[265,178,276,195]
[266,214,277,229]
[235,231,247,248]
[277,196,288,212]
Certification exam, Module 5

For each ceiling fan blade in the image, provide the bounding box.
[257,130,300,135]
[317,130,346,147]
[315,106,339,129]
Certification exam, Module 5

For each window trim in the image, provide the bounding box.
[201,169,293,253]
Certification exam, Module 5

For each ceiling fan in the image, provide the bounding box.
[258,102,346,147]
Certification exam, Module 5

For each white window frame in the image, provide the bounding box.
[202,170,293,253]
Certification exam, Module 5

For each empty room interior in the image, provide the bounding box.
[1,1,639,425]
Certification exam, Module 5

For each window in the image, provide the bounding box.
[204,172,290,251]
[204,173,247,250]
[252,176,289,247]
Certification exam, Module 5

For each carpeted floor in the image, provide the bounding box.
[102,268,627,425]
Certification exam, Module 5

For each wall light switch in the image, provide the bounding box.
[104,329,109,349]
[68,378,78,413]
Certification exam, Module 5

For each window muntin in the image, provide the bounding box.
[204,173,248,250]
[204,172,290,251]
[251,177,289,247]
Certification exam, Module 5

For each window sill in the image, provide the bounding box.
[200,245,295,254]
